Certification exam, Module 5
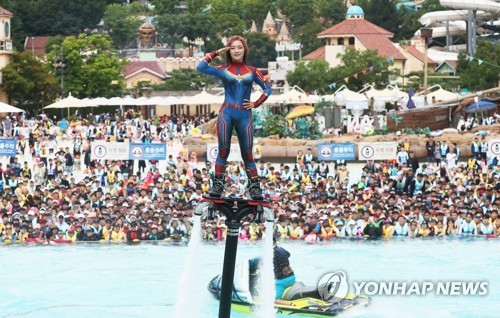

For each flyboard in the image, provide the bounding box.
[208,259,371,317]
[200,194,273,318]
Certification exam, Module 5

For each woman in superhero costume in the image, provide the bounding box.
[197,35,272,200]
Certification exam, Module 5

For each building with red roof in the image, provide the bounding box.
[123,60,167,88]
[304,6,406,67]
[24,36,51,55]
[303,6,438,84]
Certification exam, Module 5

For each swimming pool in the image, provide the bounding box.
[0,238,498,318]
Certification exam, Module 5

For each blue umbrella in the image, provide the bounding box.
[407,88,415,109]
[465,101,497,113]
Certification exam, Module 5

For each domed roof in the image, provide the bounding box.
[347,6,364,16]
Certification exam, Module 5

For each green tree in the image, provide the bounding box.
[333,48,399,91]
[210,0,242,16]
[155,13,183,49]
[240,0,277,28]
[5,0,110,50]
[154,68,216,91]
[103,3,144,49]
[2,51,59,112]
[156,6,218,53]
[210,13,247,37]
[405,71,462,92]
[245,32,277,68]
[47,34,125,98]
[287,60,334,92]
[277,0,315,27]
[296,21,323,56]
[357,0,405,40]
[44,35,65,54]
[150,0,182,15]
[185,0,211,14]
[314,0,346,24]
[456,42,500,91]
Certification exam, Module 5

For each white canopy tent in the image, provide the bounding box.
[91,97,110,106]
[0,101,25,113]
[44,93,94,109]
[151,96,182,106]
[419,85,461,103]
[361,85,408,103]
[179,90,224,105]
[329,86,369,109]
[267,86,322,104]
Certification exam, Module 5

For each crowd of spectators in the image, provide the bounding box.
[0,111,499,245]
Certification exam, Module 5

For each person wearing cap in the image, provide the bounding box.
[84,228,99,241]
[54,212,70,233]
[167,229,187,244]
[127,222,142,242]
[167,218,187,238]
[202,223,216,241]
[29,223,45,240]
[239,222,250,241]
[65,228,77,242]
[320,219,335,239]
[147,225,160,241]
[108,223,126,242]
[342,220,361,237]
[281,165,292,182]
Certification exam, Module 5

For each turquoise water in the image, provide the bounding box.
[0,238,498,318]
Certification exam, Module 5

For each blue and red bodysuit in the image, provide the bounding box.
[197,51,272,179]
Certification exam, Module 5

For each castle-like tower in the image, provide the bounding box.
[250,20,258,33]
[262,11,278,40]
[277,21,291,43]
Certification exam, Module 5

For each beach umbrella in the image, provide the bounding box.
[465,101,497,113]
[120,96,140,106]
[285,105,315,119]
[151,96,182,106]
[92,97,110,106]
[180,90,223,105]
[0,101,24,113]
[134,96,151,106]
[44,93,92,109]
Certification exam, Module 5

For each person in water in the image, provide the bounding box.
[273,237,296,300]
[249,237,296,301]
[196,35,272,200]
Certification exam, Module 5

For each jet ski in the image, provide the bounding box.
[207,259,370,317]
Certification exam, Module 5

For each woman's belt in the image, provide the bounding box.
[222,102,247,110]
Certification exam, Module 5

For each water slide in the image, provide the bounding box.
[440,0,500,14]
[415,0,500,38]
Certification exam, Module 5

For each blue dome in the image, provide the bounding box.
[347,6,364,15]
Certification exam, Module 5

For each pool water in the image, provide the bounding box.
[0,238,498,318]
